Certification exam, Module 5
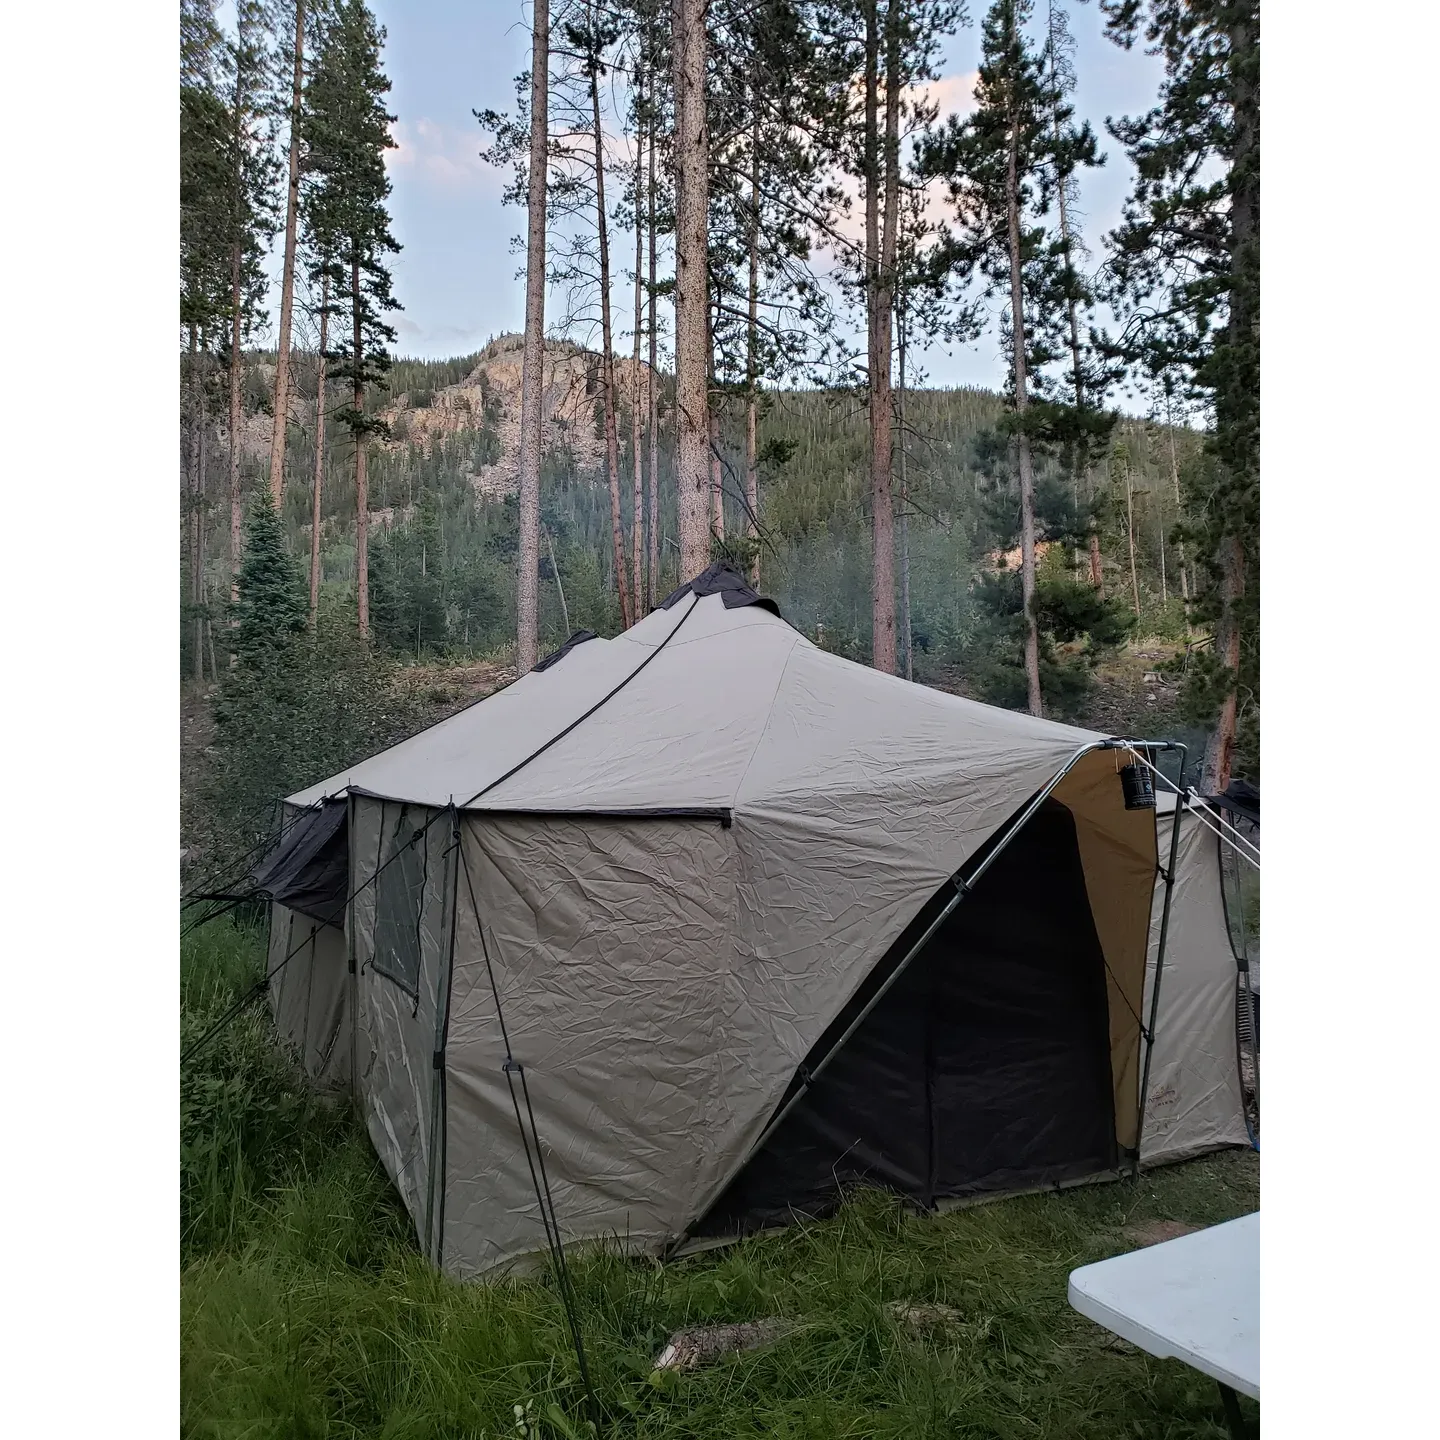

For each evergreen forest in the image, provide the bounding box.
[182,0,1259,866]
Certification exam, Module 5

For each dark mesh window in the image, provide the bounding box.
[373,809,426,996]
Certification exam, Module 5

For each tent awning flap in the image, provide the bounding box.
[252,799,349,927]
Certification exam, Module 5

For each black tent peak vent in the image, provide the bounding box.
[659,561,781,617]
[533,630,598,672]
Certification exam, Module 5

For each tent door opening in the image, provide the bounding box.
[695,798,1117,1238]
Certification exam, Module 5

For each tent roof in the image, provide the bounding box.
[288,566,1105,813]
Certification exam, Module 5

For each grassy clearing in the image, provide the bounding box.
[181,920,1258,1439]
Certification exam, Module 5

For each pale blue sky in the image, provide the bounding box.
[266,0,1165,392]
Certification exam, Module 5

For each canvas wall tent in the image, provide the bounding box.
[260,564,1251,1278]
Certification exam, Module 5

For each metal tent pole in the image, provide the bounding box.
[1132,746,1189,1177]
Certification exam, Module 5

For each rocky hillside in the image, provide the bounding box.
[385,334,657,500]
[241,335,657,506]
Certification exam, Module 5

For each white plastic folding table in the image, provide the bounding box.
[1068,1212,1258,1438]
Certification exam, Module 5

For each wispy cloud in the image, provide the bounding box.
[393,315,495,358]
[388,117,501,192]
[819,72,980,250]
[909,70,981,123]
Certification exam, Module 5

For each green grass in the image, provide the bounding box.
[181,920,1259,1439]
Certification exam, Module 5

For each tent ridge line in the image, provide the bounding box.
[458,593,702,810]
[727,632,806,812]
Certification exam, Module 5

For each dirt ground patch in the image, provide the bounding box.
[1123,1218,1202,1248]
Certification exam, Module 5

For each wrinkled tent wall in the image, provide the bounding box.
[268,902,350,1087]
[266,801,351,1087]
[1139,806,1249,1164]
[440,813,739,1279]
[350,796,458,1259]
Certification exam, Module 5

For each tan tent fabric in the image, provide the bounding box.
[443,814,739,1277]
[1139,800,1250,1163]
[274,583,1246,1276]
[1051,756,1160,1152]
[288,634,620,809]
[267,903,350,1087]
[349,797,458,1259]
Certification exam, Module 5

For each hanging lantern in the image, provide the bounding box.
[1119,762,1155,811]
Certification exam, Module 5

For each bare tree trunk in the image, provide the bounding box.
[744,106,761,587]
[707,288,724,541]
[632,68,646,611]
[1202,9,1258,792]
[865,0,898,675]
[709,391,724,541]
[898,293,912,682]
[546,525,570,635]
[1059,165,1101,597]
[188,324,206,681]
[671,0,711,580]
[647,70,660,606]
[516,0,549,673]
[352,255,369,638]
[1201,533,1244,791]
[1165,390,1191,619]
[1157,492,1167,604]
[206,574,219,680]
[589,43,632,628]
[1004,108,1042,715]
[1122,448,1141,618]
[309,274,329,626]
[268,0,305,509]
[228,242,244,610]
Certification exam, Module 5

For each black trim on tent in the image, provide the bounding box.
[534,630,599,672]
[465,806,733,827]
[659,559,782,617]
[692,798,1118,1239]
[345,787,734,827]
[250,798,349,928]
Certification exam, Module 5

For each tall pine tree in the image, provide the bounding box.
[305,0,401,639]
[919,0,1101,714]
[181,0,231,678]
[232,489,308,663]
[220,0,279,608]
[516,0,550,673]
[1101,0,1259,786]
[920,0,1055,712]
[267,0,308,510]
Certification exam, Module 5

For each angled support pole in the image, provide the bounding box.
[1130,741,1189,1177]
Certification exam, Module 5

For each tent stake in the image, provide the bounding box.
[1131,746,1189,1177]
